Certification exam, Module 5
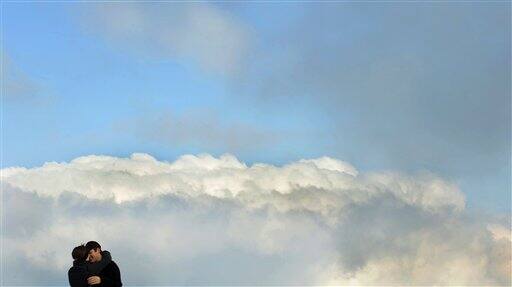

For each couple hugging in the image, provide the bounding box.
[68,241,122,287]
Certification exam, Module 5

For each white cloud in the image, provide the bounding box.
[1,153,510,285]
[2,153,463,212]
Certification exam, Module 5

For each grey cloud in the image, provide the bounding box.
[1,52,58,112]
[2,53,43,105]
[57,191,121,218]
[234,3,510,174]
[77,2,251,76]
[2,183,53,238]
[228,3,510,213]
[3,247,66,285]
[334,193,448,272]
[113,108,284,153]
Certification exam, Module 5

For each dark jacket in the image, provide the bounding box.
[68,260,89,287]
[97,260,122,287]
[87,251,112,275]
[68,251,112,287]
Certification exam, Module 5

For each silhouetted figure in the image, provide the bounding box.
[85,241,122,287]
[68,244,112,287]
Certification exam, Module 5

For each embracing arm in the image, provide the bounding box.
[87,250,112,275]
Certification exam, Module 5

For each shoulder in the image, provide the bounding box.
[110,260,120,270]
[68,265,83,273]
[102,250,111,258]
[103,260,120,271]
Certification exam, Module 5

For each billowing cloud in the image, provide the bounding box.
[78,2,251,76]
[1,153,510,285]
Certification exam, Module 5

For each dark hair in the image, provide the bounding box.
[85,241,102,253]
[72,244,88,261]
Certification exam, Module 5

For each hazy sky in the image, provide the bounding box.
[1,2,510,285]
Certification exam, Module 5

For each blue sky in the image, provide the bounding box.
[2,2,510,213]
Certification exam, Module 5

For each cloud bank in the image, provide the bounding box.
[1,153,510,285]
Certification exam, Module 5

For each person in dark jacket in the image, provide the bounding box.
[85,241,122,287]
[68,244,112,287]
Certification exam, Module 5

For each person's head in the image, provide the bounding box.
[85,241,102,263]
[72,244,88,262]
